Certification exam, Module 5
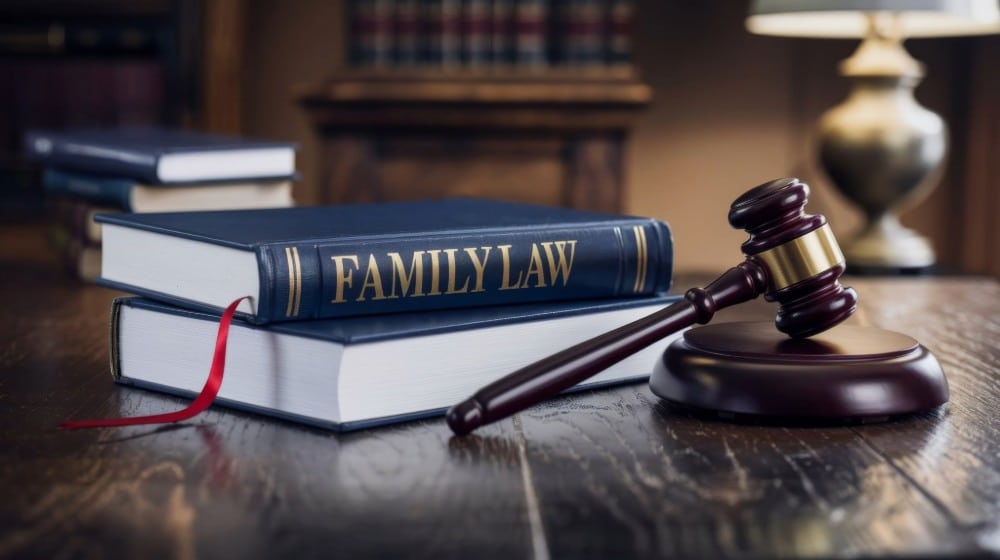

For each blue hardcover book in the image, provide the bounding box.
[42,168,295,213]
[96,198,673,324]
[111,293,683,430]
[24,127,296,184]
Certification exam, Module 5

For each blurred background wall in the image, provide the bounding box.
[240,0,988,272]
[2,0,995,274]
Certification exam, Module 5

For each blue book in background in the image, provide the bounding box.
[42,168,295,213]
[25,127,297,184]
[96,197,674,324]
[112,293,683,430]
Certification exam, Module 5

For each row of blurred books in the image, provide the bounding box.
[348,0,634,69]
[25,128,297,281]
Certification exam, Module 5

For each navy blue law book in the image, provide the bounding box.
[96,198,673,324]
[24,127,296,185]
[112,293,683,430]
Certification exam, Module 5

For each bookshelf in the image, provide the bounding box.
[298,0,650,212]
[0,0,245,219]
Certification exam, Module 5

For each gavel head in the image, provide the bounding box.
[729,177,858,338]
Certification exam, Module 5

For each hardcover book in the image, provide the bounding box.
[96,198,673,324]
[43,168,294,213]
[514,0,548,68]
[421,0,462,67]
[461,0,491,67]
[24,127,297,184]
[350,0,395,67]
[607,0,633,66]
[394,0,421,66]
[561,0,604,67]
[112,294,683,430]
[490,0,514,65]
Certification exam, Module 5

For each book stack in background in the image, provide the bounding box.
[348,0,634,70]
[24,128,297,282]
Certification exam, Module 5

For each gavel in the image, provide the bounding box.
[447,178,860,436]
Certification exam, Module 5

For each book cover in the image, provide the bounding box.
[42,168,294,213]
[96,198,673,324]
[111,293,683,430]
[24,127,297,184]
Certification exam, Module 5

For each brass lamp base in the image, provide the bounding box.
[847,215,935,270]
[818,15,946,272]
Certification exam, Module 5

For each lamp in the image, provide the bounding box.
[747,0,1000,271]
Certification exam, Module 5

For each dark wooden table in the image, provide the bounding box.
[2,223,999,559]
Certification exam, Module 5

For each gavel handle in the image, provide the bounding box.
[446,261,769,435]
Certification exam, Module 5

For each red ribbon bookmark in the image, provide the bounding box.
[60,296,249,430]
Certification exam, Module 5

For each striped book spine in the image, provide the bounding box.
[513,0,548,68]
[350,0,395,67]
[562,0,604,67]
[490,0,514,66]
[461,0,491,68]
[395,0,422,67]
[421,0,462,68]
[607,0,633,66]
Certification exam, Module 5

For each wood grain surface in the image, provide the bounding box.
[1,224,998,559]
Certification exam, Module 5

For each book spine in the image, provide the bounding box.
[461,0,491,68]
[26,132,160,184]
[607,0,633,67]
[42,168,136,211]
[395,0,422,67]
[257,221,672,323]
[514,0,548,69]
[490,0,514,66]
[563,0,604,68]
[350,0,395,68]
[421,0,461,68]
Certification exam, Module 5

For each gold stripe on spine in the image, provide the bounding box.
[284,247,296,317]
[632,226,648,293]
[291,247,302,317]
[284,247,303,317]
[756,224,845,290]
[638,226,647,292]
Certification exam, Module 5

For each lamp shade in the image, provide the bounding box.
[747,0,1000,37]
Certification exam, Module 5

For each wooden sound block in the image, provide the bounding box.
[649,322,949,422]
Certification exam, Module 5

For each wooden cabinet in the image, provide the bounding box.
[298,70,650,212]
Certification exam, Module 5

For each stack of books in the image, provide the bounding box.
[349,0,634,70]
[55,169,680,430]
[24,128,297,281]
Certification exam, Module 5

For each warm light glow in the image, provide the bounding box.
[747,0,1000,38]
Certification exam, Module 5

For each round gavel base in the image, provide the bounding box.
[650,322,948,423]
